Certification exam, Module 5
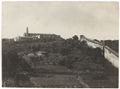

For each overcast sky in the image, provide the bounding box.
[2,1,119,40]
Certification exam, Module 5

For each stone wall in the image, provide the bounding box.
[80,35,119,68]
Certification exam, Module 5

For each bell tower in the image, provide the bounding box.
[26,27,29,34]
[24,27,29,37]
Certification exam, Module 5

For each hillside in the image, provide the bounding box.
[2,36,118,88]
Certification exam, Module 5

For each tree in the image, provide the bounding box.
[72,35,79,40]
[2,49,21,78]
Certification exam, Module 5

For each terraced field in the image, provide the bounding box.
[19,54,118,88]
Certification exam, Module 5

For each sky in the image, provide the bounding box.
[2,1,119,40]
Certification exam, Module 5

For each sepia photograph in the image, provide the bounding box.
[2,1,119,88]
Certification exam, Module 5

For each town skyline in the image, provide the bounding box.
[2,2,119,40]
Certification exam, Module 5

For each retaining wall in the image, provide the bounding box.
[80,35,119,68]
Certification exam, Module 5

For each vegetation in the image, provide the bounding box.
[2,35,118,87]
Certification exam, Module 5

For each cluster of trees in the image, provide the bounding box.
[2,50,20,78]
[2,42,33,85]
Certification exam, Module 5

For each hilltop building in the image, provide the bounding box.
[15,27,62,41]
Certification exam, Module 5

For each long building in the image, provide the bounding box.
[15,27,62,41]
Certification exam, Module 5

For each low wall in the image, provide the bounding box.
[104,46,118,68]
[80,35,119,68]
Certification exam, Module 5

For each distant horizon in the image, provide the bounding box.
[2,2,119,40]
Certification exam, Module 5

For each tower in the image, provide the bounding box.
[26,27,29,34]
[24,27,29,37]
